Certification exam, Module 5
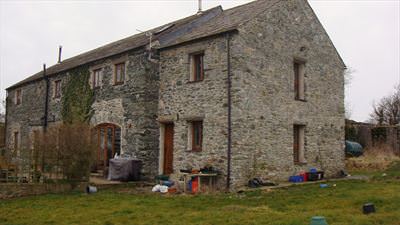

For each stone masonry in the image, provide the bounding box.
[6,49,160,178]
[228,0,345,187]
[158,0,345,189]
[5,0,345,190]
[158,36,230,187]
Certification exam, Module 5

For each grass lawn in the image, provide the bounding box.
[1,162,399,225]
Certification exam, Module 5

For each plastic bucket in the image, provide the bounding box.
[191,177,199,193]
[86,185,98,194]
[310,216,328,225]
[363,203,376,214]
[300,172,308,182]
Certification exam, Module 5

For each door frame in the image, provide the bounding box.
[96,123,120,170]
[159,122,174,175]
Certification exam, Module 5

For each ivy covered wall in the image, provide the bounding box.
[61,67,94,124]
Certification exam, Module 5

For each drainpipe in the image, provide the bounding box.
[43,64,49,132]
[226,33,232,190]
[41,64,49,173]
[4,91,9,157]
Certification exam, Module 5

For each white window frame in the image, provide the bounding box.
[92,68,102,88]
[53,80,62,99]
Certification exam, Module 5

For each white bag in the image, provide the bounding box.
[152,184,161,192]
[159,185,169,193]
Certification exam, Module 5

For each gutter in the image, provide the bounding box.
[43,64,49,131]
[226,33,232,190]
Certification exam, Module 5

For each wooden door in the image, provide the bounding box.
[163,124,174,174]
[98,127,106,169]
[293,126,300,163]
[96,124,121,170]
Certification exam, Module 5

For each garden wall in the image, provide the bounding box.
[346,120,400,155]
[0,182,87,199]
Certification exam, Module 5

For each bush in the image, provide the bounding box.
[32,123,97,182]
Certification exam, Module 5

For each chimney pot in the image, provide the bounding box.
[197,0,202,14]
[58,45,62,63]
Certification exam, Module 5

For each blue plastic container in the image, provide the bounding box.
[161,180,175,187]
[187,180,192,192]
[289,175,304,183]
[310,168,318,173]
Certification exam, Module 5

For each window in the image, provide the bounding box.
[54,80,62,99]
[15,89,22,105]
[92,68,102,88]
[293,125,306,163]
[14,131,19,151]
[114,63,125,85]
[294,60,305,100]
[190,53,204,82]
[189,121,203,151]
[31,130,39,149]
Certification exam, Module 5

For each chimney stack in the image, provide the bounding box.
[197,0,202,14]
[58,45,62,63]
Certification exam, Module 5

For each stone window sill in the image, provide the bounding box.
[113,82,125,86]
[187,80,204,84]
[186,149,202,153]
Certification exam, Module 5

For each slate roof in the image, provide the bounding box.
[159,0,281,48]
[8,0,279,90]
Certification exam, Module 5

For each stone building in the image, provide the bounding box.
[5,0,345,190]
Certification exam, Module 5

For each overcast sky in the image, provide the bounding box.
[0,0,399,122]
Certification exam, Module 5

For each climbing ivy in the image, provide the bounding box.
[61,66,94,124]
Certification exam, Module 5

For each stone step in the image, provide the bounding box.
[90,170,105,178]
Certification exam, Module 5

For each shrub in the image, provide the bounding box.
[32,123,97,182]
[346,144,400,171]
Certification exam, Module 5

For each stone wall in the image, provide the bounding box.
[158,36,229,189]
[0,182,87,199]
[5,80,47,160]
[157,0,345,190]
[89,50,160,178]
[228,0,345,188]
[5,48,160,179]
[346,120,400,155]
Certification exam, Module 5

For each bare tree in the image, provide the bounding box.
[0,99,5,123]
[370,84,400,125]
[344,67,354,86]
[344,68,354,119]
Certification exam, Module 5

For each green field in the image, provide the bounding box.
[1,162,399,225]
